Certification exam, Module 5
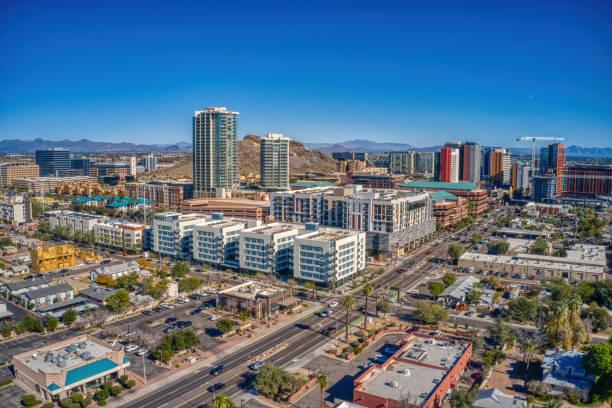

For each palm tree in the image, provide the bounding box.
[213,394,236,408]
[519,337,538,387]
[317,374,328,408]
[549,301,567,345]
[567,294,582,322]
[343,295,355,343]
[362,282,374,332]
[546,399,563,408]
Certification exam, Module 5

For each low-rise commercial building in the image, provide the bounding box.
[3,276,52,298]
[125,181,193,210]
[431,191,468,228]
[398,181,489,215]
[353,332,472,408]
[31,245,77,273]
[12,176,94,194]
[90,261,141,282]
[293,224,366,286]
[93,220,148,252]
[217,281,292,320]
[19,283,75,309]
[181,198,269,221]
[239,223,301,274]
[78,287,118,304]
[12,334,130,402]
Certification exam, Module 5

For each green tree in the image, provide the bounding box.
[362,282,374,331]
[505,297,538,322]
[553,248,567,257]
[238,311,249,324]
[212,394,236,408]
[470,332,484,352]
[70,393,83,404]
[343,295,355,342]
[545,400,563,408]
[519,337,538,386]
[178,276,203,293]
[216,318,235,335]
[442,273,456,287]
[529,237,548,255]
[488,241,510,255]
[110,385,123,396]
[466,289,481,305]
[254,364,301,401]
[428,282,445,299]
[317,374,328,408]
[171,262,190,279]
[488,319,516,347]
[1,325,11,338]
[304,281,317,301]
[45,316,59,332]
[377,300,391,315]
[582,342,612,399]
[62,309,78,326]
[470,233,482,246]
[22,394,41,407]
[414,300,448,324]
[448,243,464,262]
[483,348,506,366]
[105,289,131,313]
[116,272,140,290]
[449,387,478,408]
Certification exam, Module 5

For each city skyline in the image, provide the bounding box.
[1,1,611,147]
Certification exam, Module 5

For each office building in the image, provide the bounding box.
[193,107,239,198]
[217,281,292,320]
[91,163,129,179]
[239,223,301,274]
[560,165,612,197]
[532,174,558,202]
[12,334,130,403]
[141,154,157,171]
[414,152,435,177]
[433,152,441,181]
[293,224,366,286]
[462,142,481,184]
[12,176,94,194]
[270,186,435,256]
[332,152,369,162]
[193,215,259,267]
[540,143,565,175]
[125,181,191,210]
[69,157,93,176]
[0,163,39,187]
[260,133,290,190]
[431,191,468,228]
[439,147,460,183]
[489,148,511,185]
[511,161,531,193]
[348,172,405,189]
[397,181,490,215]
[36,149,71,176]
[388,151,414,176]
[444,141,464,179]
[152,212,210,258]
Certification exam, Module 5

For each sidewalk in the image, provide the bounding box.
[106,302,321,408]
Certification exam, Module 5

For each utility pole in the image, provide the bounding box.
[142,352,147,386]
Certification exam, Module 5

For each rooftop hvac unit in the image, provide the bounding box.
[78,342,87,349]
[57,360,66,368]
[44,352,53,362]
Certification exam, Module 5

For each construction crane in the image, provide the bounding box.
[516,136,565,176]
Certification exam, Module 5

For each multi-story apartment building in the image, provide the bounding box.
[293,224,366,286]
[193,107,239,198]
[0,196,30,225]
[560,165,612,196]
[388,151,414,176]
[93,220,148,252]
[239,223,301,274]
[260,133,290,190]
[489,148,511,185]
[397,180,490,215]
[44,210,108,233]
[270,186,435,256]
[125,181,190,209]
[35,148,70,176]
[141,154,157,171]
[0,163,39,187]
[31,245,77,273]
[152,212,210,258]
[439,147,460,183]
[462,142,481,184]
[20,283,74,309]
[533,174,558,202]
[414,152,435,177]
[511,161,531,193]
[193,215,261,267]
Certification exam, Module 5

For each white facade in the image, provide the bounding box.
[45,210,108,233]
[0,201,27,225]
[293,225,366,285]
[239,223,301,274]
[260,133,290,190]
[152,212,210,257]
[449,148,460,183]
[90,260,141,281]
[193,217,261,266]
[94,220,147,252]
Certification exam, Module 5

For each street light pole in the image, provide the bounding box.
[142,353,147,386]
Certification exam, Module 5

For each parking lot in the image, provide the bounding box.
[0,383,27,407]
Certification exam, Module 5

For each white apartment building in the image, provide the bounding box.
[239,223,301,274]
[449,148,460,183]
[193,215,261,268]
[152,212,210,258]
[45,210,108,233]
[93,220,148,252]
[293,224,366,286]
[260,133,290,190]
[0,198,28,225]
[270,186,435,256]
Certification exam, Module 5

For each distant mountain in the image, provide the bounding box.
[0,138,192,153]
[564,145,612,158]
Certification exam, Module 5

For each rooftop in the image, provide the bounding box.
[460,252,603,275]
[431,190,459,203]
[246,223,299,236]
[219,281,288,300]
[78,287,117,302]
[91,261,140,276]
[398,181,479,191]
[441,275,480,301]
[23,283,74,300]
[297,227,361,242]
[401,337,469,369]
[474,388,527,408]
[291,181,336,188]
[507,239,606,267]
[4,276,52,291]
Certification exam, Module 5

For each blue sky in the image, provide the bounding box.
[1,0,611,147]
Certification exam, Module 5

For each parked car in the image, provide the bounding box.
[464,311,474,317]
[125,344,138,352]
[382,347,398,355]
[136,348,149,356]
[320,310,332,318]
[161,303,174,309]
[165,317,177,324]
[108,340,120,347]
[409,289,419,295]
[153,307,163,312]
[249,361,265,370]
[176,321,192,329]
[210,365,224,376]
[142,310,153,316]
[101,259,111,264]
[190,294,202,300]
[209,315,220,321]
[191,308,202,315]
[164,326,178,333]
[328,301,338,308]
[123,330,136,338]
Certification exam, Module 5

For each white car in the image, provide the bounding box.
[108,340,120,347]
[125,344,138,353]
[161,303,174,309]
[209,314,220,321]
[71,276,78,280]
[207,289,218,294]
[136,348,148,356]
[123,330,136,338]
[328,301,338,308]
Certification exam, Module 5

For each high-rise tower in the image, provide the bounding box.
[193,107,239,198]
[260,133,290,190]
[462,142,481,184]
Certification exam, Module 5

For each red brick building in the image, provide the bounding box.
[398,181,489,215]
[432,191,468,228]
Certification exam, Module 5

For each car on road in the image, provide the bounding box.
[409,289,419,295]
[164,326,178,334]
[71,276,78,280]
[477,313,487,318]
[328,301,338,308]
[176,297,190,304]
[101,259,111,264]
[397,268,404,273]
[464,311,474,317]
[123,330,136,338]
[153,307,163,313]
[189,294,202,300]
[60,268,69,273]
[165,317,177,324]
[320,310,332,318]
[426,250,432,255]
[208,383,225,392]
[136,348,148,356]
[191,308,202,315]
[209,315,220,321]
[125,344,138,352]
[142,310,153,316]
[249,361,265,370]
[210,365,224,376]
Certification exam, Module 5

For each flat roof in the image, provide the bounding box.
[401,338,468,369]
[399,181,478,191]
[297,228,360,242]
[507,239,606,266]
[248,223,298,235]
[219,281,287,300]
[23,283,74,300]
[359,360,445,404]
[460,252,603,274]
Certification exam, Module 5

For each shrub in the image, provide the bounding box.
[110,385,123,396]
[70,392,83,403]
[0,326,10,338]
[102,381,113,391]
[22,394,41,407]
[362,341,369,348]
[95,389,110,401]
[353,346,363,355]
[98,400,106,406]
[119,375,128,384]
[126,379,136,388]
[42,403,55,408]
[61,398,73,408]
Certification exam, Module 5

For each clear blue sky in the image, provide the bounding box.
[1,0,611,147]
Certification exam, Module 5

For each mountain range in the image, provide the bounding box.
[0,138,610,158]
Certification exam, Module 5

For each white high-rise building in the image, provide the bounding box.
[129,156,137,177]
[193,107,239,198]
[260,133,290,190]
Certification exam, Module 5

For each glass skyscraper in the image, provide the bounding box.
[35,148,70,176]
[192,107,239,198]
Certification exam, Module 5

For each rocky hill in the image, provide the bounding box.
[143,135,338,180]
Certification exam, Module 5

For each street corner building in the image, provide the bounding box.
[353,332,472,408]
[12,334,130,403]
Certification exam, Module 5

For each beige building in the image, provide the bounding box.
[93,220,147,252]
[0,163,39,187]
